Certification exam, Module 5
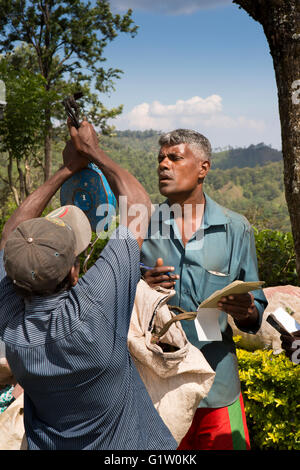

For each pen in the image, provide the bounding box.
[139,262,172,277]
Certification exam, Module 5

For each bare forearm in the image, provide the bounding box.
[91,149,152,248]
[69,120,152,247]
[0,165,73,250]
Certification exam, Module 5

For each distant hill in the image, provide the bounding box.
[212,143,282,170]
[109,130,282,170]
[96,130,289,231]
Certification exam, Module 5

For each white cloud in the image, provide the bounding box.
[112,95,269,148]
[116,95,223,129]
[109,0,232,15]
[114,95,264,130]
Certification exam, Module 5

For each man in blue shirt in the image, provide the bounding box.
[141,128,268,450]
[0,120,177,450]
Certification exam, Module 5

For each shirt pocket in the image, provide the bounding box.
[203,269,232,298]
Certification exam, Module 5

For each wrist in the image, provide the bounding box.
[86,147,107,167]
[62,162,88,175]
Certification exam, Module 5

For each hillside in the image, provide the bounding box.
[211,143,282,169]
[97,130,289,231]
[1,129,288,231]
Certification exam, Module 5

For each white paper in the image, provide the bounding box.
[194,308,222,341]
[270,307,300,334]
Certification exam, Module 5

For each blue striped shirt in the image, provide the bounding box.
[0,225,177,450]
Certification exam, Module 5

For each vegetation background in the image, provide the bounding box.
[0,124,299,451]
[0,0,298,450]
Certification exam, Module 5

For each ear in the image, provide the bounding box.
[68,263,80,287]
[198,159,210,181]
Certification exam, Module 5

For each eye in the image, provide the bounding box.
[170,154,181,161]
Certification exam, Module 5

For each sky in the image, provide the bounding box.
[100,0,281,150]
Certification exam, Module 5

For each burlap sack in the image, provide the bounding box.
[0,393,27,450]
[128,280,215,444]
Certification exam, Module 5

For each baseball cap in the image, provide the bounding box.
[4,205,92,294]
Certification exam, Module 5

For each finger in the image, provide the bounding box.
[150,267,177,276]
[219,299,254,311]
[145,273,177,283]
[67,118,75,134]
[221,293,253,305]
[149,279,177,289]
[80,119,89,127]
[155,258,164,267]
[68,119,78,138]
[218,302,255,316]
[160,281,177,288]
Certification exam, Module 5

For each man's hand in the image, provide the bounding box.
[142,258,179,289]
[217,292,259,328]
[68,118,100,160]
[63,140,89,173]
[280,330,300,363]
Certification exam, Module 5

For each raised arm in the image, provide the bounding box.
[69,120,152,248]
[0,141,88,251]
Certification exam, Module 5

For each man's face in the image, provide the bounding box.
[157,143,209,200]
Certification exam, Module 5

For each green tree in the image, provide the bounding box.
[0,0,138,180]
[0,55,49,205]
[233,0,300,281]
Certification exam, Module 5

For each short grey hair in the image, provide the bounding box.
[158,129,212,162]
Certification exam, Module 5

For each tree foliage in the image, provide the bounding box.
[233,0,300,286]
[0,0,138,179]
[0,53,49,204]
[0,54,47,160]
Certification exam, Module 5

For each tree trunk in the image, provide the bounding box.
[16,158,26,203]
[7,154,20,206]
[44,107,52,181]
[24,157,32,197]
[233,0,300,281]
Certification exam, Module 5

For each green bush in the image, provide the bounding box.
[254,227,298,287]
[236,345,300,450]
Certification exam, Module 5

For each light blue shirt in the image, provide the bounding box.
[141,194,268,408]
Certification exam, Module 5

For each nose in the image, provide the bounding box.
[158,155,171,170]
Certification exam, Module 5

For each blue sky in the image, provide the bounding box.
[101,0,281,150]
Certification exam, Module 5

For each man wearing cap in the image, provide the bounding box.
[0,122,177,450]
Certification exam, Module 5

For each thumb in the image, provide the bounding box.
[68,119,82,152]
[155,258,164,267]
[67,118,78,137]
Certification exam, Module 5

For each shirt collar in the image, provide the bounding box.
[24,290,68,314]
[161,193,230,230]
[202,193,230,229]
